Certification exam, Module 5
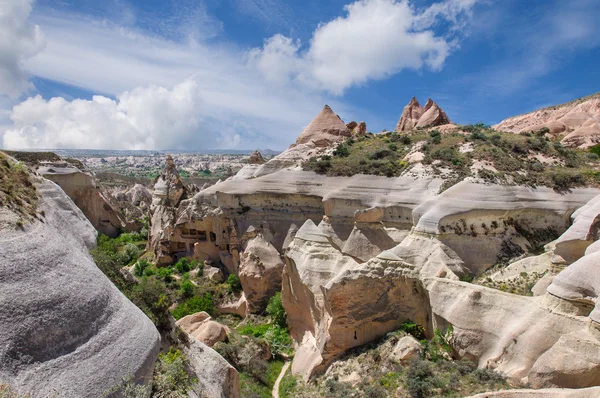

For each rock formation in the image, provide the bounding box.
[183,340,240,398]
[0,175,160,397]
[396,97,451,131]
[37,160,126,237]
[493,93,600,148]
[141,105,600,394]
[148,155,190,265]
[238,234,284,312]
[176,311,230,347]
[346,121,367,136]
[247,150,266,165]
[295,105,350,146]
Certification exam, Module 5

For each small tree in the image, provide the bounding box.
[267,292,287,328]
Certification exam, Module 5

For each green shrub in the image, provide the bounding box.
[227,274,242,293]
[153,348,193,396]
[264,325,293,357]
[406,359,441,398]
[333,144,350,157]
[133,259,150,277]
[172,293,214,319]
[267,292,287,328]
[428,130,442,144]
[180,280,195,298]
[388,143,398,151]
[156,267,173,283]
[590,144,600,157]
[238,323,271,338]
[122,243,141,264]
[131,276,172,330]
[399,320,426,340]
[174,258,191,274]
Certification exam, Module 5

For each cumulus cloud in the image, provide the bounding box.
[2,0,479,150]
[0,0,45,98]
[250,0,479,95]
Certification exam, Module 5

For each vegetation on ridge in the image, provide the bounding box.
[0,152,40,224]
[303,124,600,193]
[279,323,509,398]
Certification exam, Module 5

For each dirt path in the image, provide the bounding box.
[272,361,291,398]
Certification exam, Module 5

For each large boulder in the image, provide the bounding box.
[176,311,230,347]
[183,340,240,398]
[0,178,160,397]
[238,234,284,313]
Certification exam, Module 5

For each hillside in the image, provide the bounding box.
[303,123,600,193]
[493,92,600,149]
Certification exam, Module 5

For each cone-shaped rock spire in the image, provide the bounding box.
[296,105,350,146]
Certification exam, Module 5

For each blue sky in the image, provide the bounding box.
[1,0,599,150]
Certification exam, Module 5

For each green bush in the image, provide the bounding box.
[122,243,141,264]
[264,325,293,357]
[156,267,173,283]
[180,280,195,298]
[267,292,287,328]
[174,258,191,274]
[238,323,271,338]
[399,320,426,340]
[590,144,600,157]
[131,276,172,330]
[406,359,441,398]
[227,274,242,293]
[333,143,350,157]
[133,259,150,277]
[172,293,214,319]
[152,348,193,396]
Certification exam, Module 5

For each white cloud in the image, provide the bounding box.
[0,0,45,98]
[2,0,480,150]
[250,0,479,95]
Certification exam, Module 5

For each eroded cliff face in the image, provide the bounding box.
[0,176,160,397]
[37,162,126,237]
[145,105,600,389]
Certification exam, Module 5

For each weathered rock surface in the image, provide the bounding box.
[548,250,600,324]
[554,194,600,263]
[149,155,190,265]
[413,181,598,272]
[238,234,284,312]
[426,278,600,388]
[295,105,350,146]
[391,335,422,362]
[396,97,451,131]
[184,340,240,398]
[283,220,430,378]
[493,93,600,149]
[176,311,230,347]
[0,178,160,397]
[38,162,125,237]
[207,266,225,282]
[247,150,266,165]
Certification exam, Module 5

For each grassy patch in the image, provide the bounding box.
[0,152,39,222]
